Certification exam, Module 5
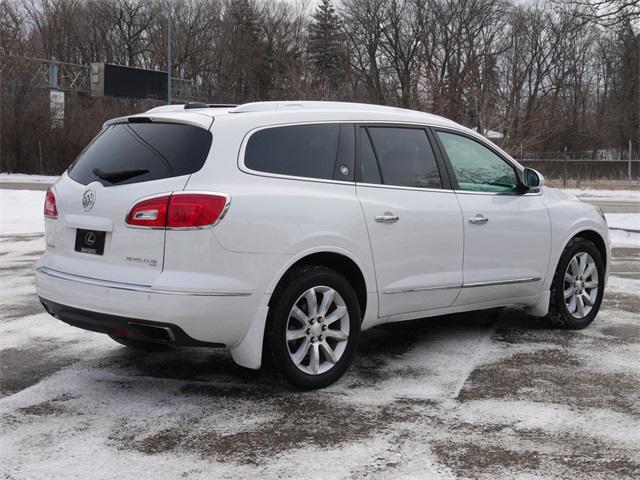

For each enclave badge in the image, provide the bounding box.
[82,188,96,212]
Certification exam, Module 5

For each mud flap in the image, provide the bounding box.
[524,290,550,317]
[230,304,270,369]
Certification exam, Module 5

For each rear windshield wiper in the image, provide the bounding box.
[93,168,149,183]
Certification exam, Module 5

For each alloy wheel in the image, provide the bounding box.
[563,252,599,318]
[286,286,350,375]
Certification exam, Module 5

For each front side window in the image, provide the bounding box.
[245,123,353,181]
[366,127,442,189]
[436,131,519,193]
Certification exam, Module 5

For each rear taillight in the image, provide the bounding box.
[125,196,169,228]
[44,187,58,218]
[166,194,228,228]
[126,193,229,229]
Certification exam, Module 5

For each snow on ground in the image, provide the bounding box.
[0,190,45,234]
[609,229,640,248]
[565,188,640,199]
[1,186,639,479]
[606,213,640,231]
[0,173,59,184]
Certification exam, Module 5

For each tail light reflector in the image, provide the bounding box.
[126,193,229,229]
[44,187,58,218]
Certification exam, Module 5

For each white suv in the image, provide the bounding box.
[36,101,609,389]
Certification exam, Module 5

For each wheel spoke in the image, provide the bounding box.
[287,328,307,341]
[320,341,337,364]
[583,263,595,279]
[584,280,598,289]
[563,286,574,299]
[324,328,348,341]
[564,272,574,283]
[567,295,577,313]
[290,305,308,324]
[569,257,580,276]
[576,295,585,316]
[309,342,320,374]
[291,337,311,365]
[578,253,588,275]
[582,292,593,306]
[325,305,347,325]
[304,289,318,318]
[318,289,335,317]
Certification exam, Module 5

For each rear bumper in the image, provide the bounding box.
[40,298,224,347]
[35,266,261,347]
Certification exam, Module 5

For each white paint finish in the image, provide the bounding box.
[35,268,262,347]
[541,187,611,289]
[42,173,190,286]
[357,185,464,316]
[454,192,551,305]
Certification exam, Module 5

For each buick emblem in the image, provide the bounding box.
[82,188,96,212]
[84,231,96,246]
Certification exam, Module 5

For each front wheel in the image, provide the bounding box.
[545,238,605,329]
[264,266,361,390]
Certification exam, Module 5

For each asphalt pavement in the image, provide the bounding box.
[0,231,638,478]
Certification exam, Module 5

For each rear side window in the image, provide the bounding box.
[245,123,354,181]
[367,127,442,189]
[68,122,212,186]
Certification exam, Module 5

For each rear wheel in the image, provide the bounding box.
[545,238,605,329]
[264,266,361,389]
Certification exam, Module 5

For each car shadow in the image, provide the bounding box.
[101,307,553,395]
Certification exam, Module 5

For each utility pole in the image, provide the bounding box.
[629,139,633,184]
[166,0,172,105]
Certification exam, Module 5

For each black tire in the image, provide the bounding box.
[264,266,361,390]
[545,237,605,329]
[108,335,171,352]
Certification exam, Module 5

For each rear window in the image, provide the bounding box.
[244,123,354,181]
[68,122,212,186]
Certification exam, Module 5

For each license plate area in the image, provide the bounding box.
[74,229,106,255]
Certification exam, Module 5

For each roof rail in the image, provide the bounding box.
[231,101,412,114]
[184,102,238,110]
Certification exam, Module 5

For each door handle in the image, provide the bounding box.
[375,212,400,224]
[468,214,489,224]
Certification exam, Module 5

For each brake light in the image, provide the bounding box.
[44,187,58,218]
[126,193,229,229]
[166,194,228,228]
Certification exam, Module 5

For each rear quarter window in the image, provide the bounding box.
[68,122,212,186]
[244,123,354,181]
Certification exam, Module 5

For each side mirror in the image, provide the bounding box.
[523,168,544,189]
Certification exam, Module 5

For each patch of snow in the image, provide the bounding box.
[0,173,58,184]
[606,213,640,231]
[609,229,640,248]
[456,400,640,449]
[564,188,640,199]
[606,275,640,296]
[0,190,45,234]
